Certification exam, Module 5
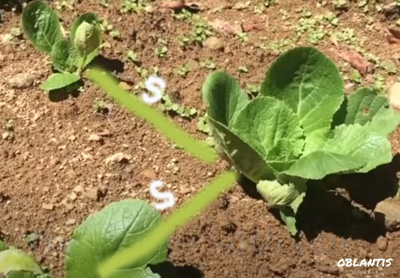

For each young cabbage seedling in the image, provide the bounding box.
[22,1,102,92]
[202,47,400,235]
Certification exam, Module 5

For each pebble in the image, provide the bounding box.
[203,37,224,51]
[376,236,388,251]
[42,203,54,210]
[105,152,131,165]
[388,82,400,110]
[84,187,104,201]
[88,134,103,142]
[7,72,38,88]
[66,219,76,225]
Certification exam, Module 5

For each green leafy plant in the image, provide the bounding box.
[202,47,400,235]
[22,1,102,91]
[0,200,167,278]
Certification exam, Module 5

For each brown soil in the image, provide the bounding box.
[2,0,400,277]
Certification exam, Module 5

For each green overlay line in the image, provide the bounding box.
[88,68,218,164]
[98,170,237,278]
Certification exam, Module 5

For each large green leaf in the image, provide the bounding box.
[231,96,304,159]
[208,117,275,182]
[202,71,249,127]
[51,39,78,73]
[345,88,400,135]
[322,124,393,172]
[0,249,42,275]
[260,47,344,135]
[40,73,80,91]
[285,124,392,179]
[66,200,167,278]
[284,151,366,179]
[22,1,63,54]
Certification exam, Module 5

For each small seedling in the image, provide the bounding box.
[22,1,102,92]
[121,0,144,13]
[159,94,197,118]
[200,60,217,70]
[192,20,213,43]
[93,98,110,114]
[155,45,168,58]
[349,70,362,83]
[197,115,210,134]
[126,50,140,64]
[174,8,193,21]
[109,29,121,40]
[237,32,249,42]
[178,35,190,48]
[175,65,190,77]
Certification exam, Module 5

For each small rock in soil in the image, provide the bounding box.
[66,219,76,225]
[374,197,400,231]
[88,134,103,142]
[203,37,224,51]
[376,236,388,251]
[7,72,38,88]
[317,265,339,276]
[42,204,54,210]
[388,83,400,110]
[139,168,157,180]
[73,185,84,193]
[105,152,131,165]
[85,187,105,201]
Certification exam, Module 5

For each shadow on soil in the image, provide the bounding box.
[48,55,125,102]
[238,155,400,242]
[151,262,203,278]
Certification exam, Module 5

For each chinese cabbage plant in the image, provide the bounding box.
[22,1,102,91]
[202,47,400,235]
[0,200,167,278]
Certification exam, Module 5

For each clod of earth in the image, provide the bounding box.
[375,197,400,231]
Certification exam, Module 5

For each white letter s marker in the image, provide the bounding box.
[149,180,175,210]
[142,76,165,104]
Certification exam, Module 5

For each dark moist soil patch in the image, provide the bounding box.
[2,0,400,278]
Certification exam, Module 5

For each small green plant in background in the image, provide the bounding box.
[22,1,102,92]
[202,47,400,235]
[0,200,167,278]
[159,94,197,119]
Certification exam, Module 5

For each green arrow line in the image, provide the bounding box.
[87,67,218,164]
[98,170,236,278]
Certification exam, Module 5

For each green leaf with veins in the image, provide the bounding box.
[70,13,99,43]
[66,200,167,278]
[231,96,304,159]
[260,47,344,136]
[0,249,42,275]
[51,39,78,73]
[40,73,81,91]
[345,88,400,135]
[202,71,249,127]
[22,1,63,54]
